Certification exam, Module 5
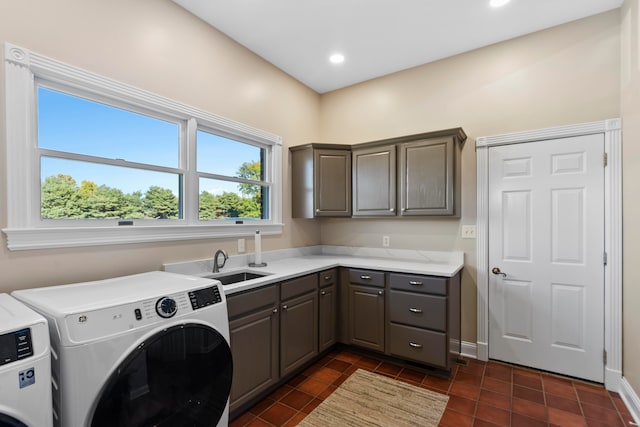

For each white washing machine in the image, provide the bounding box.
[12,271,232,427]
[0,293,53,427]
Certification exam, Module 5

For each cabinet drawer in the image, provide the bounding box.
[389,273,447,295]
[349,269,384,287]
[281,274,318,300]
[389,290,446,331]
[227,285,278,319]
[318,268,338,287]
[388,323,447,368]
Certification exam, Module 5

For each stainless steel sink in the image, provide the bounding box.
[207,271,268,285]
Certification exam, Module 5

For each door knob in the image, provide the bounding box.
[492,267,507,277]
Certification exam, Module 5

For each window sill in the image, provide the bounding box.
[2,223,284,251]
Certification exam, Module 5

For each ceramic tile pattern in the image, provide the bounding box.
[229,348,634,427]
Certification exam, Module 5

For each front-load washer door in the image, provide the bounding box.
[90,324,232,427]
[0,414,27,427]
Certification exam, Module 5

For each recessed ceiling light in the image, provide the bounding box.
[329,53,345,65]
[490,0,510,7]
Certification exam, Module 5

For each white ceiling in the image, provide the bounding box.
[172,0,623,94]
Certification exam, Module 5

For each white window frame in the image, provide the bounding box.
[3,43,283,250]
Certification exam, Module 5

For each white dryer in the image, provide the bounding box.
[12,271,232,427]
[0,293,52,427]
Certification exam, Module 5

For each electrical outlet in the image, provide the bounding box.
[237,238,246,253]
[461,225,477,239]
[382,236,390,247]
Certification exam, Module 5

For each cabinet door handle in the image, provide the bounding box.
[408,281,423,286]
[390,208,395,212]
[409,308,422,313]
[377,290,384,296]
[360,275,372,280]
[272,308,278,313]
[282,305,288,310]
[320,290,327,296]
[409,342,423,349]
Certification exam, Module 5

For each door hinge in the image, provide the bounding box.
[603,252,608,266]
[603,349,607,365]
[603,153,608,167]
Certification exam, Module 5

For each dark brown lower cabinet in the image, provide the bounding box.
[387,272,461,369]
[280,289,318,376]
[318,283,337,352]
[348,284,385,352]
[227,287,279,413]
[227,266,461,421]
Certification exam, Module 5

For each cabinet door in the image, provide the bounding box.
[349,284,385,352]
[314,149,351,217]
[399,136,456,216]
[352,145,396,216]
[319,284,337,352]
[229,305,279,413]
[280,291,319,376]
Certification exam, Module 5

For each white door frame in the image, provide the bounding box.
[476,118,622,390]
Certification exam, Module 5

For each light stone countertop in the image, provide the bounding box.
[163,245,464,296]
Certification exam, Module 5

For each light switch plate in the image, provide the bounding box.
[238,238,246,253]
[461,225,477,239]
[382,236,390,247]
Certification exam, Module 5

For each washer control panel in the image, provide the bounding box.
[0,328,33,366]
[188,285,222,310]
[62,280,224,344]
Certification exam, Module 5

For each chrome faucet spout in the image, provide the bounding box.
[212,249,229,273]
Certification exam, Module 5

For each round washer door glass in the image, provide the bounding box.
[0,414,28,427]
[90,324,232,427]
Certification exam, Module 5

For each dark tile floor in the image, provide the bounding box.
[229,348,635,427]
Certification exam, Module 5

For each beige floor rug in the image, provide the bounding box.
[297,368,449,427]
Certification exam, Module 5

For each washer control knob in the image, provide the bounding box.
[156,297,177,318]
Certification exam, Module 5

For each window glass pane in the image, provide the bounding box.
[37,86,179,168]
[196,130,264,180]
[199,178,267,220]
[41,157,181,220]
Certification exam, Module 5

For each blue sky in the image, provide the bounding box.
[38,86,261,196]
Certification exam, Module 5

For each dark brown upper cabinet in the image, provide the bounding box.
[352,144,397,217]
[290,144,352,218]
[352,128,466,217]
[291,128,465,219]
[398,132,464,216]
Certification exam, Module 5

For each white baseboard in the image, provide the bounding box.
[620,377,640,425]
[476,341,488,361]
[460,341,477,359]
[605,366,622,392]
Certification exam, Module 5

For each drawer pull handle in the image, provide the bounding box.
[324,276,331,281]
[360,275,372,280]
[409,342,423,349]
[409,308,422,313]
[320,290,327,296]
[409,281,423,286]
[377,290,384,296]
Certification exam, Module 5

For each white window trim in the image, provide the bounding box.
[3,43,283,250]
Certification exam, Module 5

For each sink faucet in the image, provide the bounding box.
[212,249,229,273]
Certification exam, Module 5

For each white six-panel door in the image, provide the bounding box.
[488,133,605,382]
